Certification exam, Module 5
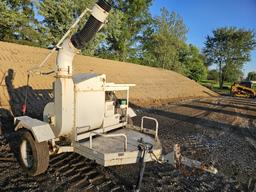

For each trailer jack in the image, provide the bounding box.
[135,138,153,192]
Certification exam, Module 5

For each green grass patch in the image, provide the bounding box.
[199,80,232,95]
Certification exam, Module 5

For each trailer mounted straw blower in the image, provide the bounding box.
[13,0,217,190]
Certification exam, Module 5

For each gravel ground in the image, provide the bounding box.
[0,96,256,191]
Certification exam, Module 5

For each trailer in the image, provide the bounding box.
[13,1,217,191]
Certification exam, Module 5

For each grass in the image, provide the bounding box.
[199,80,232,95]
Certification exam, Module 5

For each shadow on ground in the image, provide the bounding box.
[5,69,53,119]
[0,69,53,160]
[132,97,256,142]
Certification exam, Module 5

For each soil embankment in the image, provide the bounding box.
[0,41,217,116]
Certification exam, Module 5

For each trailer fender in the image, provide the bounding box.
[15,116,55,143]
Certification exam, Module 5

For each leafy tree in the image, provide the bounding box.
[38,0,107,54]
[141,7,188,72]
[203,27,256,88]
[96,8,124,59]
[247,71,256,81]
[97,0,152,61]
[181,45,207,81]
[207,69,219,81]
[223,63,243,82]
[39,0,151,57]
[0,0,44,46]
[38,0,94,41]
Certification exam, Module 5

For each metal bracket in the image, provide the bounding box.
[162,144,218,174]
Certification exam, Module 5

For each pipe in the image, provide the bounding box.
[71,0,111,49]
[56,0,111,76]
[56,39,76,76]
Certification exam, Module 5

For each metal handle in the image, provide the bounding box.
[89,132,128,151]
[141,116,159,140]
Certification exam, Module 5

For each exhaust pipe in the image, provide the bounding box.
[71,0,111,49]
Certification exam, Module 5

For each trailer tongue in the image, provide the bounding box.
[14,0,217,191]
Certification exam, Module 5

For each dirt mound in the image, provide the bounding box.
[0,41,217,114]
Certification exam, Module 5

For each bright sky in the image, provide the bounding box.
[150,0,256,76]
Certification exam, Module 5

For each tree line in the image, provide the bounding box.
[1,0,255,86]
[204,27,256,88]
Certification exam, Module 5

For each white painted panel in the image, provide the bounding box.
[103,114,120,127]
[74,74,105,91]
[105,101,115,117]
[54,78,74,137]
[75,91,104,131]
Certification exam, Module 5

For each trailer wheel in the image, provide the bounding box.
[18,130,49,176]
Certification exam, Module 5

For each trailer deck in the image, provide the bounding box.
[73,127,162,166]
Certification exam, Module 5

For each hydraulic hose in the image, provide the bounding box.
[71,0,111,49]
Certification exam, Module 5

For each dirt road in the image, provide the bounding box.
[0,96,256,191]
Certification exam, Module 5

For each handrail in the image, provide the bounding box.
[141,116,159,140]
[89,132,128,151]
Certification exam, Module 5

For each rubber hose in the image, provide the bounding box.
[71,0,111,49]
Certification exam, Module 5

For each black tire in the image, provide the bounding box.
[18,130,49,176]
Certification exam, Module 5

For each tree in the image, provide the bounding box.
[141,7,188,72]
[223,63,243,82]
[38,0,107,54]
[97,0,153,61]
[247,71,256,81]
[38,0,93,43]
[38,0,152,58]
[0,0,44,46]
[203,27,256,88]
[180,45,207,81]
[207,69,219,81]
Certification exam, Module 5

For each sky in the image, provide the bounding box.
[150,0,256,76]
